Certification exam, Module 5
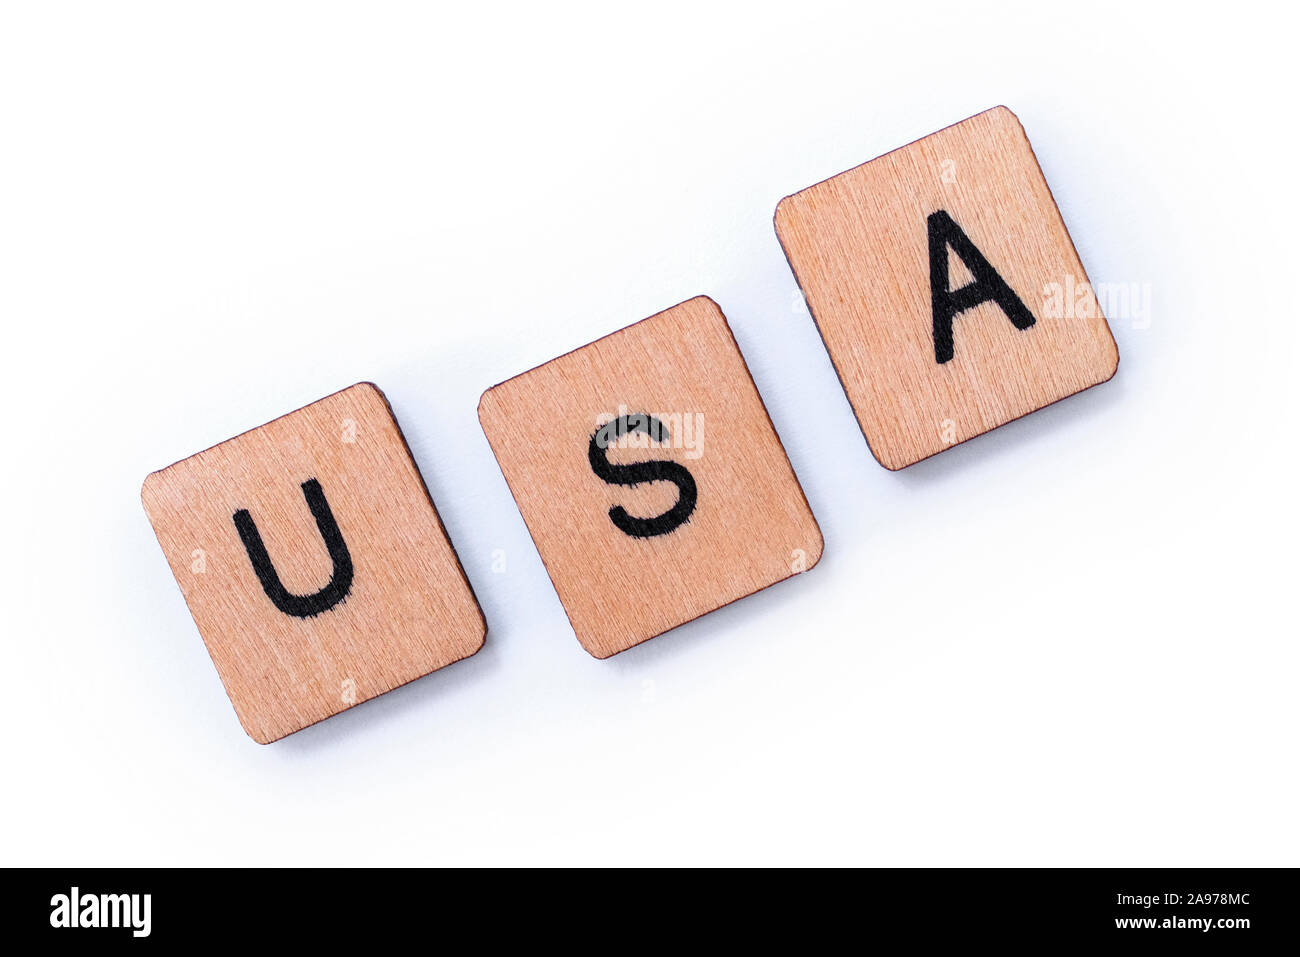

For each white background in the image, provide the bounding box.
[2,1,1295,866]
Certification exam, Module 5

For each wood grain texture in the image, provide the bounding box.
[141,382,485,743]
[775,105,1119,470]
[478,296,822,659]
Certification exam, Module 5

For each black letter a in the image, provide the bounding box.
[233,478,354,618]
[928,209,1036,364]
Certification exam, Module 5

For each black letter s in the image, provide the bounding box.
[588,414,697,538]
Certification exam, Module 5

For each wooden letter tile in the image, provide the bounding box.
[775,106,1119,470]
[142,382,485,743]
[478,296,823,658]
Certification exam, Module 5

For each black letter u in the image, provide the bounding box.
[232,478,354,618]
